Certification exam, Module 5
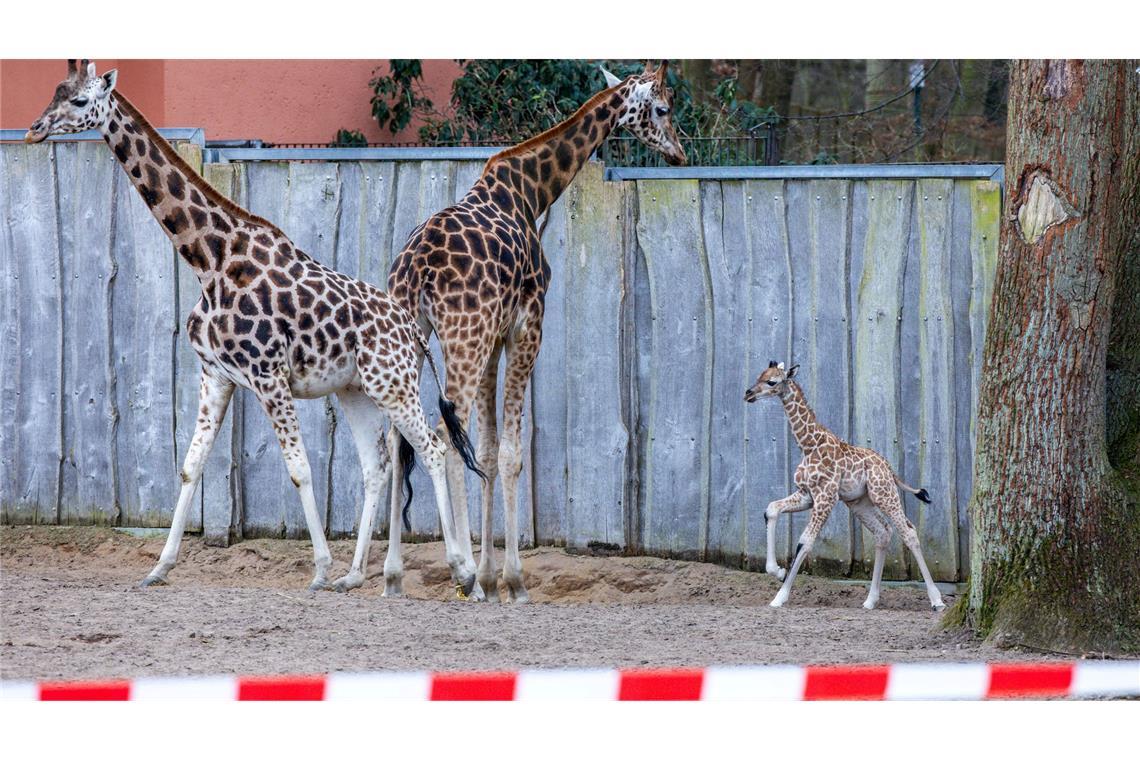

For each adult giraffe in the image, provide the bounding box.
[25,60,485,593]
[335,61,687,601]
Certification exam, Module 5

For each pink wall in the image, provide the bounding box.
[1,59,461,144]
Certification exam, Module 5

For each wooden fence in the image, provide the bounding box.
[0,138,1001,581]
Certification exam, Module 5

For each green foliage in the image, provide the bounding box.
[369,60,434,135]
[329,128,367,147]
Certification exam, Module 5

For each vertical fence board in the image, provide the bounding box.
[950,179,977,579]
[563,163,629,548]
[967,180,1001,577]
[704,180,751,565]
[804,179,853,574]
[112,149,179,528]
[0,144,63,524]
[743,180,793,567]
[913,179,958,581]
[57,141,117,524]
[852,180,912,579]
[636,179,710,558]
[532,187,570,545]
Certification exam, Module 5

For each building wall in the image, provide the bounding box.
[0,59,461,143]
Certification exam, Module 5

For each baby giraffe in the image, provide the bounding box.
[745,361,946,611]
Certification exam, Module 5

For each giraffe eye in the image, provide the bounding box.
[655,106,669,117]
[766,380,777,386]
[70,97,89,107]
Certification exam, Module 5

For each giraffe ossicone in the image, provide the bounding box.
[26,60,487,598]
[745,361,946,612]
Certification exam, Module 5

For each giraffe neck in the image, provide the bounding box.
[780,381,830,453]
[99,92,261,282]
[481,82,628,220]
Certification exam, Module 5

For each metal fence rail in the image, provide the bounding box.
[0,142,1002,581]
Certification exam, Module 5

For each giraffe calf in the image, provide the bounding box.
[745,361,946,611]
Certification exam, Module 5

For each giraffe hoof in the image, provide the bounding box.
[770,589,789,608]
[776,568,786,581]
[139,575,167,588]
[308,579,333,592]
[932,602,946,612]
[332,572,364,593]
[383,575,404,598]
[862,599,877,610]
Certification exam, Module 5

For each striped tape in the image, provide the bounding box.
[2,661,1136,701]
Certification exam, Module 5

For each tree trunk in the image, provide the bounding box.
[680,60,713,104]
[963,60,1140,654]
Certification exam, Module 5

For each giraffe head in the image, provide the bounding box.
[744,360,799,403]
[25,59,118,144]
[602,61,687,166]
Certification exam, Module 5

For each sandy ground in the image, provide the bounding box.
[1,525,1049,681]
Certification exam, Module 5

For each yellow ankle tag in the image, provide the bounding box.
[455,583,468,601]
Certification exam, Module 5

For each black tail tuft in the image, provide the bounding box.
[438,396,487,482]
[915,488,931,504]
[398,435,416,532]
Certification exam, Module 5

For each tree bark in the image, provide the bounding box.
[963,60,1140,654]
[680,60,714,104]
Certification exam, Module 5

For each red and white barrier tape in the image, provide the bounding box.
[2,661,1136,701]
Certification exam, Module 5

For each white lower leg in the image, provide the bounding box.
[382,435,405,598]
[764,502,786,580]
[476,472,498,599]
[292,466,333,591]
[334,464,389,593]
[905,535,945,610]
[142,480,198,585]
[444,448,476,564]
[771,536,813,608]
[864,541,887,610]
[426,453,482,601]
[499,436,528,603]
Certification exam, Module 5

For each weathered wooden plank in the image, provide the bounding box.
[199,162,245,545]
[743,180,793,568]
[112,147,181,528]
[58,141,117,525]
[563,162,629,548]
[899,184,922,579]
[912,179,958,581]
[966,180,1001,577]
[852,180,913,579]
[802,179,853,575]
[0,144,63,524]
[532,184,570,545]
[949,179,976,579]
[635,179,711,558]
[784,180,814,560]
[704,180,751,565]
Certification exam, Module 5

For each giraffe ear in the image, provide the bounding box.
[85,60,96,79]
[600,65,622,89]
[787,364,799,378]
[777,361,785,371]
[100,69,118,96]
[768,360,778,368]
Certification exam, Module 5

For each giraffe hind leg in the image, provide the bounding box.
[474,345,502,601]
[871,479,945,611]
[849,498,892,610]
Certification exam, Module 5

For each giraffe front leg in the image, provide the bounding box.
[142,371,233,587]
[255,382,333,591]
[764,490,812,580]
[770,490,835,608]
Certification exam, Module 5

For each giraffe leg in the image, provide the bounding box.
[331,389,392,593]
[770,488,836,608]
[474,345,502,601]
[849,497,892,610]
[763,489,812,580]
[381,426,407,598]
[141,371,234,587]
[253,378,333,591]
[872,480,945,611]
[499,328,541,603]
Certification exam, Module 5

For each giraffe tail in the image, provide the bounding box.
[894,474,932,503]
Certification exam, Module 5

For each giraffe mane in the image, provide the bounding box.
[482,82,624,172]
[112,91,287,238]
